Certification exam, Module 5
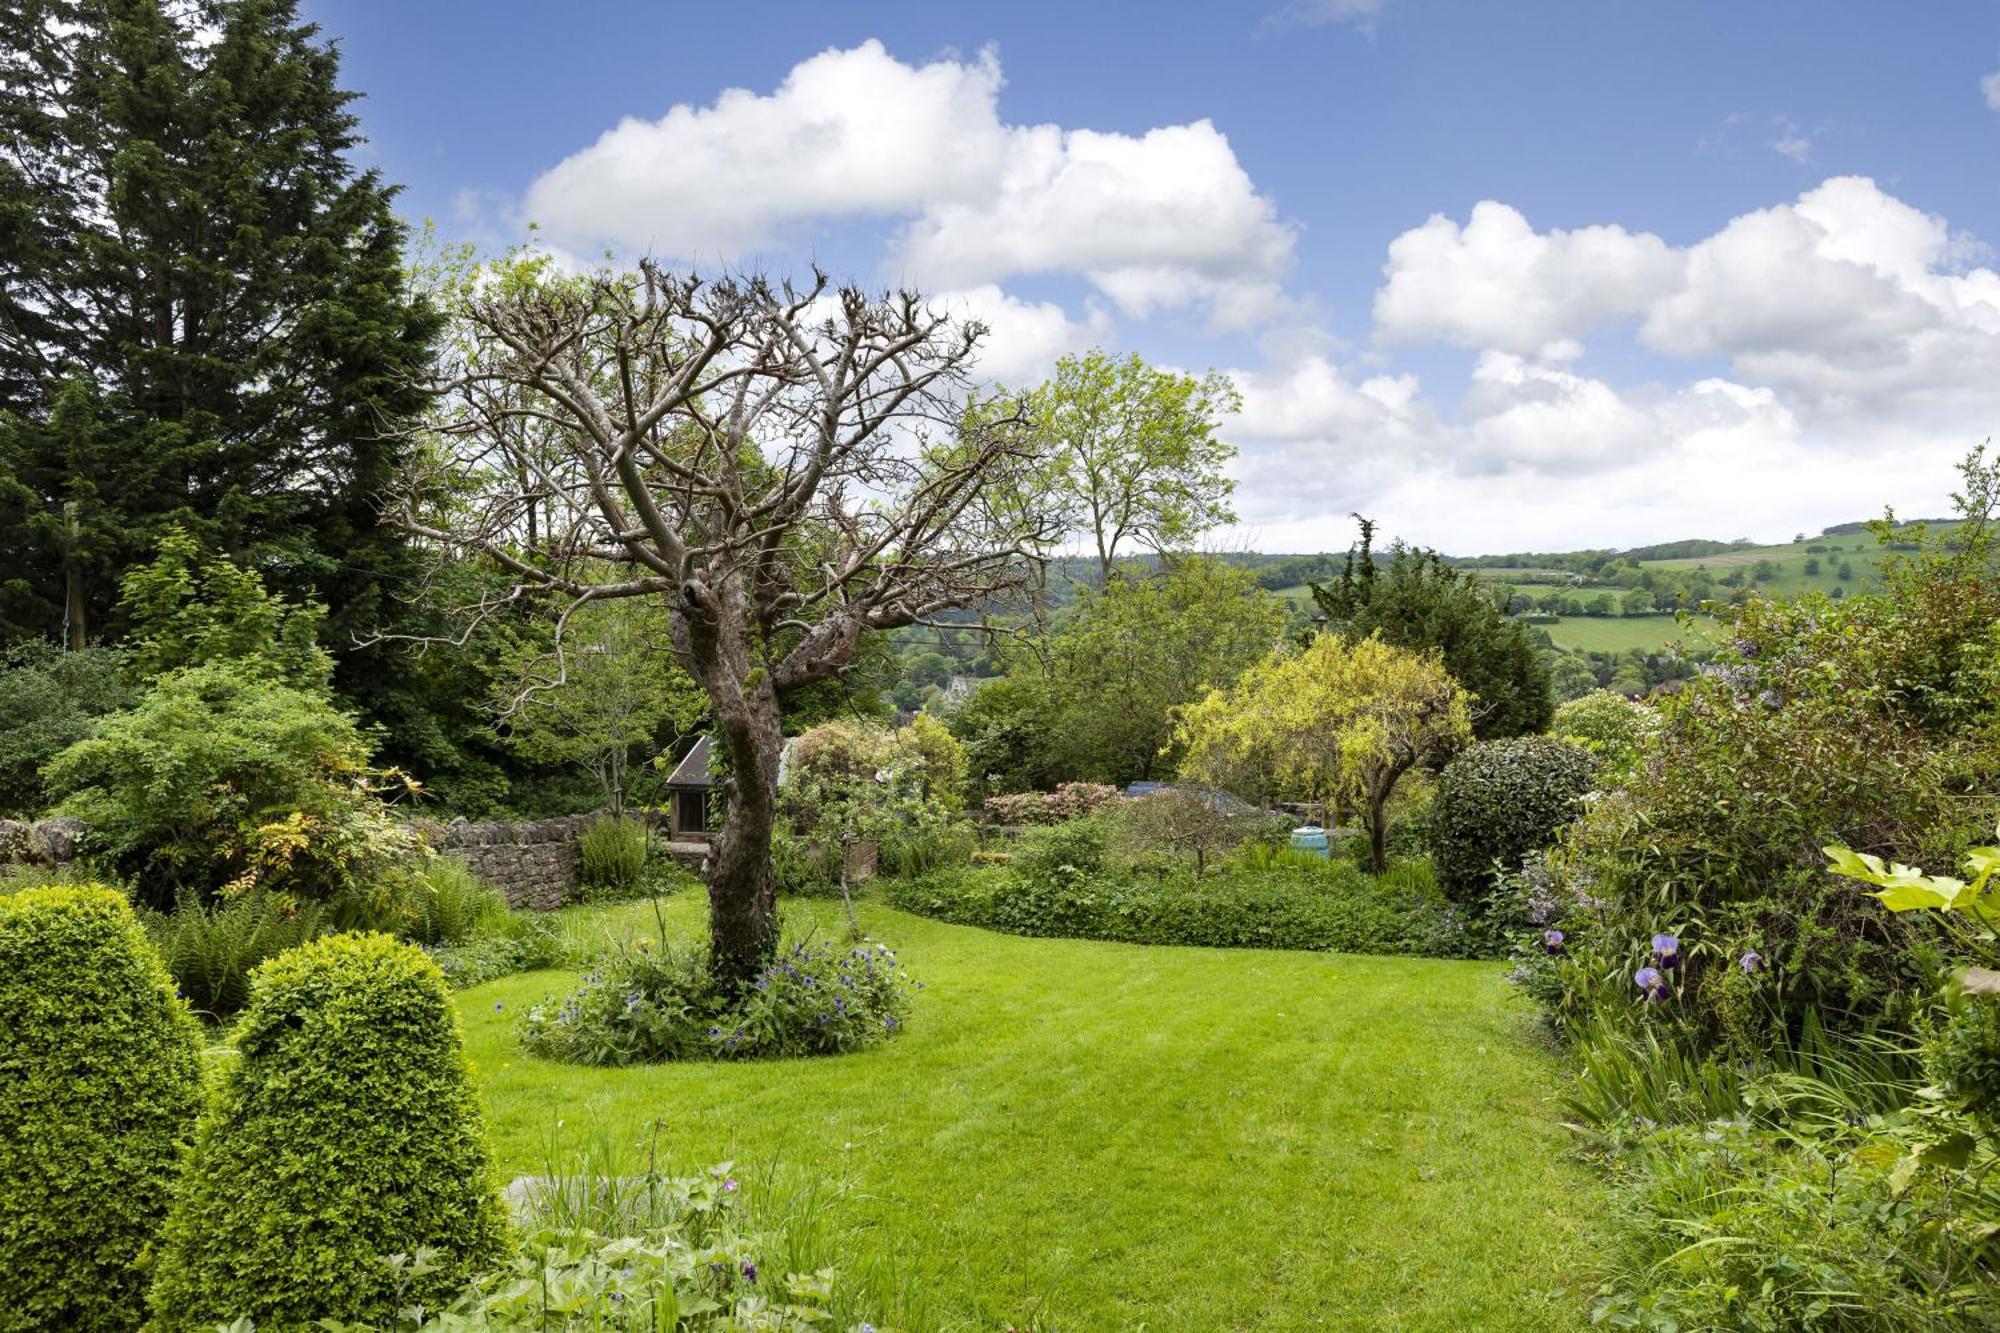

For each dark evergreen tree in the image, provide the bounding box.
[0,0,435,636]
[0,0,453,773]
[1311,521,1554,740]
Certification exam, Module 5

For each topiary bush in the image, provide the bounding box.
[148,932,509,1330]
[1429,736,1597,908]
[0,885,203,1333]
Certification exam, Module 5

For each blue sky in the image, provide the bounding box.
[307,0,2000,553]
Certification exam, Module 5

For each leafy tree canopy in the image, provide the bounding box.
[1311,518,1553,739]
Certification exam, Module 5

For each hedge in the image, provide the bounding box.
[148,932,509,1330]
[885,862,1491,958]
[0,885,203,1332]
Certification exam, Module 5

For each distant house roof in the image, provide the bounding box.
[665,736,715,790]
[1121,780,1263,817]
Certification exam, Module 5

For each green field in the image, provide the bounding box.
[1536,613,1720,654]
[1638,531,1899,598]
[459,894,1599,1330]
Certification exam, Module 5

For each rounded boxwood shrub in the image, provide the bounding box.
[0,884,202,1333]
[148,932,509,1330]
[1430,736,1597,907]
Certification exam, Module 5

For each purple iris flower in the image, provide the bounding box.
[740,1260,758,1282]
[1542,929,1565,956]
[1634,966,1667,1001]
[1651,934,1681,969]
[1739,948,1763,975]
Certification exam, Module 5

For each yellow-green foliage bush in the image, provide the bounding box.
[148,933,509,1330]
[0,885,202,1332]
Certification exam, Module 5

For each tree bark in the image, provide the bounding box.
[679,573,787,992]
[1365,795,1388,874]
[705,688,783,992]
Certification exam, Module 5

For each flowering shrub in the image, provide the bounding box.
[520,937,917,1065]
[980,782,1119,825]
[1551,689,1659,784]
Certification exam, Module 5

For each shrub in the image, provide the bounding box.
[148,933,509,1330]
[578,815,649,894]
[878,818,977,878]
[979,782,1120,826]
[394,855,506,945]
[1110,788,1259,875]
[1551,689,1658,782]
[771,820,844,897]
[1012,815,1111,883]
[144,891,331,1016]
[44,662,419,908]
[1429,736,1597,907]
[0,885,202,1332]
[521,936,917,1065]
[428,915,569,989]
[0,641,132,818]
[423,1146,895,1330]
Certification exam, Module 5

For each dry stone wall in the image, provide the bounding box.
[2,810,702,911]
[408,815,595,912]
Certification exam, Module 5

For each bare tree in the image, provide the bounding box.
[393,261,1056,987]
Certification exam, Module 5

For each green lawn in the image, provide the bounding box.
[458,895,1599,1330]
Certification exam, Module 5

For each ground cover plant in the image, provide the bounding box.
[519,931,917,1065]
[461,893,1598,1329]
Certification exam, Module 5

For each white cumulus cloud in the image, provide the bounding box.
[1374,178,2000,436]
[521,41,1295,329]
[1372,201,1681,356]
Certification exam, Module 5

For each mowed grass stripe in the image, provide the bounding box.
[458,895,1598,1330]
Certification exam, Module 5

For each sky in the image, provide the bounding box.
[305,0,2000,555]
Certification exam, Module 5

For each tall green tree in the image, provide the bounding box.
[1311,522,1553,739]
[0,0,437,671]
[954,556,1282,788]
[1017,350,1240,585]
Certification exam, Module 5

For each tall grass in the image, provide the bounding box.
[507,1128,928,1328]
[578,816,649,895]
